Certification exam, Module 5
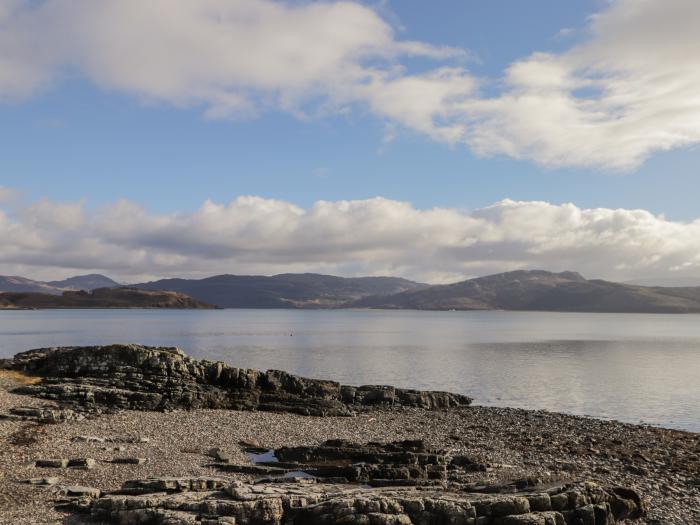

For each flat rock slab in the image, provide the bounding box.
[5,406,80,423]
[62,485,101,498]
[35,459,69,468]
[271,438,487,485]
[219,439,491,488]
[25,477,60,485]
[35,458,97,469]
[67,458,96,469]
[110,457,146,465]
[119,477,230,495]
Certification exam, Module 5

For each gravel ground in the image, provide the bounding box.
[1,376,698,524]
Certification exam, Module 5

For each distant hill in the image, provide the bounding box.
[350,270,700,313]
[130,273,427,308]
[0,273,119,295]
[4,270,700,313]
[0,276,66,295]
[0,287,214,309]
[47,274,120,290]
[625,276,700,287]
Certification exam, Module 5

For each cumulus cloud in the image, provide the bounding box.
[1,0,699,168]
[1,193,700,283]
[0,0,462,114]
[464,0,700,169]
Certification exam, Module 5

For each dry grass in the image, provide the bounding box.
[0,369,42,385]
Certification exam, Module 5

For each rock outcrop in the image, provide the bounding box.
[0,345,471,416]
[83,476,645,524]
[218,439,488,487]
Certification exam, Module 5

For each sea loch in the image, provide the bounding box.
[1,308,698,432]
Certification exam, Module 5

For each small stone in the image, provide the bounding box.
[208,447,231,462]
[72,435,105,443]
[103,436,149,444]
[25,477,60,485]
[68,458,96,469]
[117,436,149,444]
[110,457,146,465]
[62,485,101,498]
[35,459,68,468]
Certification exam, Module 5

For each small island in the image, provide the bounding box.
[0,288,215,310]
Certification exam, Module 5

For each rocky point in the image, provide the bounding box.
[0,344,471,416]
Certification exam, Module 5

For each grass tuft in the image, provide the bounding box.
[0,369,42,385]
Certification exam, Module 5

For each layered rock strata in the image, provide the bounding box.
[84,477,644,524]
[0,345,472,416]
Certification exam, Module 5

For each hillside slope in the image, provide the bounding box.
[351,270,700,313]
[47,274,120,290]
[0,274,119,294]
[131,273,426,308]
[0,276,66,295]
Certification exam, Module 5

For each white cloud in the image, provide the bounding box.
[464,0,700,169]
[1,0,699,168]
[0,185,18,203]
[0,0,462,115]
[1,193,700,284]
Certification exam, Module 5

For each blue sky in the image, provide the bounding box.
[1,0,697,217]
[0,0,699,282]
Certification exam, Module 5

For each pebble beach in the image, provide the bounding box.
[1,372,698,524]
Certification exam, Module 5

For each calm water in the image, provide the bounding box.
[0,309,698,432]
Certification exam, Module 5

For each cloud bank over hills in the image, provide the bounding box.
[1,0,699,169]
[1,193,699,284]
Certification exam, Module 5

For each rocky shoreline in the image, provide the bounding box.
[0,345,698,524]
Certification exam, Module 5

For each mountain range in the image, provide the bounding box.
[3,270,700,313]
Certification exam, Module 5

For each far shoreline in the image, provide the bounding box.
[3,305,700,315]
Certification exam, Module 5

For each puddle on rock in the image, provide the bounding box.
[244,448,369,486]
[284,470,315,479]
[246,449,279,464]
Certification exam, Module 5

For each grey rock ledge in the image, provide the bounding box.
[85,477,645,524]
[1,344,472,416]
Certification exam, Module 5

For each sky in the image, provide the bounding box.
[1,0,699,283]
